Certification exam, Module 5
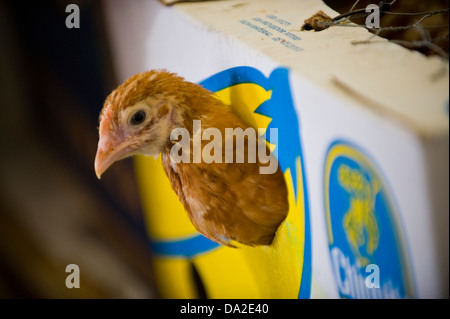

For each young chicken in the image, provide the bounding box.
[94,70,288,247]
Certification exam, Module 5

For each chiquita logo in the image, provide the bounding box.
[134,66,312,298]
[324,141,414,299]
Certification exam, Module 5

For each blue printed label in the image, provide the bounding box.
[324,141,414,298]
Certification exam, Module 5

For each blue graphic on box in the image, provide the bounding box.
[150,66,312,299]
[324,141,414,299]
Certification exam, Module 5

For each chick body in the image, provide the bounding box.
[95,70,288,247]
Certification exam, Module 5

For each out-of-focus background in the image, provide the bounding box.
[325,0,449,58]
[0,0,448,298]
[0,0,156,298]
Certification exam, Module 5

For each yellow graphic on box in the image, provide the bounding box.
[338,164,380,267]
[134,67,310,298]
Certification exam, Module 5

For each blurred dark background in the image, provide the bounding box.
[0,0,156,298]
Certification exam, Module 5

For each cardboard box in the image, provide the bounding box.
[104,0,449,298]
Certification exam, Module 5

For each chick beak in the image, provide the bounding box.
[94,135,130,179]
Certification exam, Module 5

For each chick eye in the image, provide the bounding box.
[130,110,146,125]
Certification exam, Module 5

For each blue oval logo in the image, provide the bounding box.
[324,141,414,298]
